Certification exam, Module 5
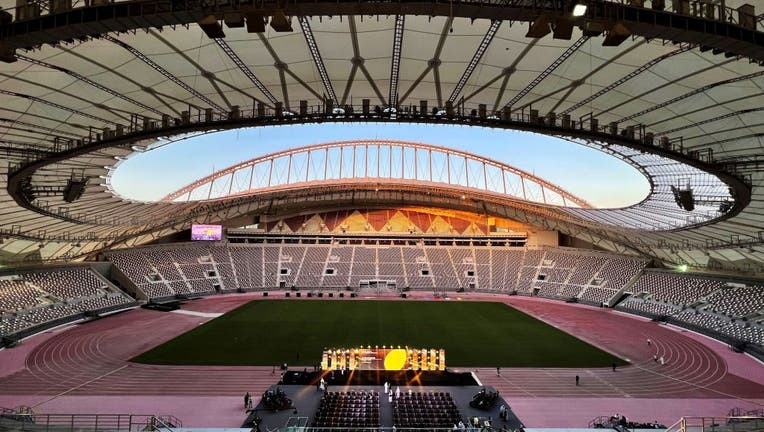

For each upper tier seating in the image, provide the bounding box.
[701,284,764,318]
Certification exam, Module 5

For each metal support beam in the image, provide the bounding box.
[105,36,227,113]
[448,20,501,103]
[0,89,117,125]
[399,17,453,106]
[504,36,590,110]
[617,69,764,123]
[18,55,164,117]
[298,17,338,105]
[561,45,693,116]
[214,39,279,105]
[389,15,405,108]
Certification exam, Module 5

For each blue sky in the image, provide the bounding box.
[109,123,649,208]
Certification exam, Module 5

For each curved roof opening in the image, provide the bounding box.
[108,124,650,208]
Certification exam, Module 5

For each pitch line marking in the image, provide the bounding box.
[631,362,764,407]
[31,364,128,408]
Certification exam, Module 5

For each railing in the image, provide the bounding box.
[0,413,182,432]
[1,0,761,32]
[256,427,498,432]
[664,416,764,432]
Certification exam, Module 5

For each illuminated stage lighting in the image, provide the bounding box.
[572,3,588,17]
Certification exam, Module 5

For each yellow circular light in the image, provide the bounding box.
[384,349,407,370]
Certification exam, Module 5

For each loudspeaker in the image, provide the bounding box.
[285,292,290,297]
[198,15,225,39]
[224,12,244,28]
[245,12,266,33]
[263,292,268,296]
[526,16,551,38]
[270,10,293,32]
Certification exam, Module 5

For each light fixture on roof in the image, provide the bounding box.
[572,3,587,17]
[603,22,631,46]
[270,10,293,32]
[553,19,574,40]
[676,264,688,272]
[198,15,225,39]
[245,13,266,33]
[526,15,551,38]
[0,42,16,64]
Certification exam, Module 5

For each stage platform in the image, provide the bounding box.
[244,382,522,430]
[280,369,479,387]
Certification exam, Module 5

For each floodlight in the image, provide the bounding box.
[572,3,587,17]
[677,264,688,272]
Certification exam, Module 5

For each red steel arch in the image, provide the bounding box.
[160,140,593,208]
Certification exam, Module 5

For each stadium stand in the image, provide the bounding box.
[105,243,646,301]
[0,267,135,339]
[630,271,725,306]
[614,272,764,347]
[99,241,764,349]
[617,298,682,317]
[701,284,764,318]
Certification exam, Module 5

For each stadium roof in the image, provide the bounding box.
[0,0,762,274]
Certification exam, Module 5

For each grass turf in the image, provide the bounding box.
[132,300,626,367]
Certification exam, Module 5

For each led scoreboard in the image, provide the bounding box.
[321,347,445,371]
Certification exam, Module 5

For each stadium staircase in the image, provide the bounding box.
[293,247,308,287]
[606,271,645,308]
[665,415,764,432]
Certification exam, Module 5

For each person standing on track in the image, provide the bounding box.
[575,375,580,386]
[647,338,652,346]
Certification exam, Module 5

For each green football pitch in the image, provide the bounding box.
[132,300,626,367]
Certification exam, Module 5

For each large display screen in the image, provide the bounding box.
[321,347,445,371]
[191,224,223,241]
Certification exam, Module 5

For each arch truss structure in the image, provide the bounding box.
[160,140,593,208]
